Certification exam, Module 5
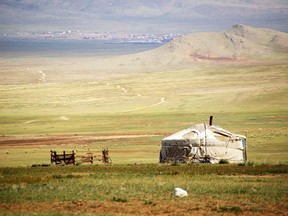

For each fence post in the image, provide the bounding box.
[72,150,75,165]
[209,116,213,126]
[50,150,53,164]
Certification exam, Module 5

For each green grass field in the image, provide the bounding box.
[0,61,287,166]
[0,164,287,215]
[0,56,288,215]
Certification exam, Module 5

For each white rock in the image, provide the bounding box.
[173,187,188,197]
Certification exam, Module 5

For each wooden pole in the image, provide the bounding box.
[209,116,213,126]
[50,150,53,164]
[72,150,75,165]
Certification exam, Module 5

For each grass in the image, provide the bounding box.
[1,62,288,115]
[0,61,288,167]
[0,111,287,166]
[0,164,287,215]
[0,53,287,214]
[219,206,242,214]
[1,164,287,201]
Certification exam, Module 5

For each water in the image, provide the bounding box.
[0,38,163,58]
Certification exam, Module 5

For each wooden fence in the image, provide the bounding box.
[50,150,75,165]
[50,149,112,165]
[77,152,94,164]
[102,148,112,164]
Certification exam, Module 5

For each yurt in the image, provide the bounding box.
[159,118,247,164]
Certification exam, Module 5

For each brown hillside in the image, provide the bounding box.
[2,25,286,85]
[131,24,288,65]
[86,25,288,74]
[167,24,288,61]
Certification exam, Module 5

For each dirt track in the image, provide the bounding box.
[0,134,158,146]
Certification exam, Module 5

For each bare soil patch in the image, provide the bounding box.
[0,134,158,147]
[0,198,286,216]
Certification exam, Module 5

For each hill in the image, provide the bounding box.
[0,25,287,85]
[0,0,287,33]
[128,24,288,66]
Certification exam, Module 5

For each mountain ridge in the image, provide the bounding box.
[1,0,288,33]
[131,24,288,65]
[72,25,288,75]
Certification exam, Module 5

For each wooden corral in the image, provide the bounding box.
[50,150,75,165]
[77,152,94,164]
[50,149,112,165]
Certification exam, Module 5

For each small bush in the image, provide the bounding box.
[31,164,50,167]
[219,206,228,212]
[144,200,156,206]
[230,206,242,214]
[112,197,128,202]
[219,206,242,214]
[219,159,229,164]
[247,161,255,166]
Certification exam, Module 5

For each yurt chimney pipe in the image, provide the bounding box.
[209,116,213,126]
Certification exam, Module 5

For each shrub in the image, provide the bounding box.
[219,159,229,164]
[112,197,128,202]
[219,206,242,214]
[144,200,156,206]
[247,161,255,166]
[31,164,50,167]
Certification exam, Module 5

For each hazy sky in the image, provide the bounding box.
[1,0,288,33]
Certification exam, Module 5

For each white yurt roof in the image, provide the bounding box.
[162,124,245,141]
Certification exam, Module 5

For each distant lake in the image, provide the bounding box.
[0,38,163,58]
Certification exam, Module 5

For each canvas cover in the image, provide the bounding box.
[159,124,246,164]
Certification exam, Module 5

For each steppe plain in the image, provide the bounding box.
[0,25,287,215]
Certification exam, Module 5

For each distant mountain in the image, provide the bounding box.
[0,0,288,34]
[123,25,288,66]
[164,24,288,60]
